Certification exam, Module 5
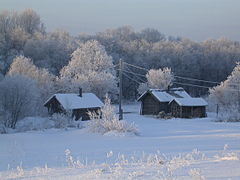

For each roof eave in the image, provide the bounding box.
[137,90,150,101]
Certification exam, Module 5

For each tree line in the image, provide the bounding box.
[1,9,240,127]
[1,9,240,98]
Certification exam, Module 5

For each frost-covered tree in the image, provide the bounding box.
[8,56,55,115]
[137,68,174,94]
[18,8,44,35]
[0,75,40,128]
[61,40,115,75]
[146,68,174,89]
[8,55,55,100]
[8,56,38,77]
[209,62,240,109]
[59,40,117,99]
[1,10,240,101]
[137,28,166,43]
[0,9,45,73]
[64,71,117,99]
[137,82,149,95]
[23,30,76,74]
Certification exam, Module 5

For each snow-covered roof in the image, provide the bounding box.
[151,91,174,102]
[44,93,104,110]
[173,90,191,98]
[138,87,191,102]
[170,98,208,107]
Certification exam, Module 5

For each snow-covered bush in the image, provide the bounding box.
[156,111,172,119]
[50,113,73,129]
[15,117,54,132]
[65,149,84,168]
[88,96,138,135]
[188,168,205,180]
[214,144,239,161]
[49,111,83,129]
[216,105,240,122]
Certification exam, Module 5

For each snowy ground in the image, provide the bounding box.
[0,103,240,179]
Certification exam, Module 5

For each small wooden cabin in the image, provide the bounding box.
[169,98,207,118]
[137,88,191,115]
[44,91,103,120]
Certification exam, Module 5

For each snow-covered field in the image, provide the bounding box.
[0,103,240,179]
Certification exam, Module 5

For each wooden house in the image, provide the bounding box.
[44,90,103,120]
[137,88,191,115]
[169,98,207,118]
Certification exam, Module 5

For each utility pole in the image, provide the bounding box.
[238,84,240,115]
[119,59,123,120]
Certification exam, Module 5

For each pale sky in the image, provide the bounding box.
[1,0,240,41]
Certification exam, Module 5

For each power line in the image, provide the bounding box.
[174,76,221,85]
[123,68,146,83]
[124,62,149,72]
[117,68,146,83]
[122,72,145,85]
[123,61,239,87]
[122,70,146,78]
[174,76,239,86]
[124,65,147,77]
[174,81,239,92]
[124,62,222,85]
[173,81,212,89]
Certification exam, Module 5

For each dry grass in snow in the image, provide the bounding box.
[1,146,239,180]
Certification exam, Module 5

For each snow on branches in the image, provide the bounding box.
[88,95,138,135]
[58,40,118,99]
[138,67,174,94]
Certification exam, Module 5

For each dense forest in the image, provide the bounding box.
[1,9,240,99]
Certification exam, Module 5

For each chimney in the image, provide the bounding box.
[79,88,82,97]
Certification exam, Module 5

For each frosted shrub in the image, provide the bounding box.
[217,105,240,122]
[214,144,239,161]
[16,164,24,177]
[15,117,54,132]
[65,149,83,168]
[188,168,205,180]
[88,96,138,135]
[50,113,72,129]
